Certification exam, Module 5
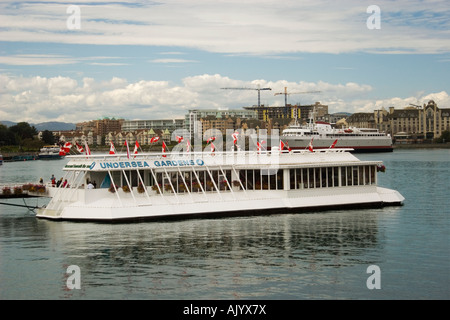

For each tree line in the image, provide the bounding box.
[0,122,55,151]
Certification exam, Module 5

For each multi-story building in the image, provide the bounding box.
[186,108,258,138]
[244,102,328,124]
[53,130,100,146]
[121,119,185,133]
[374,100,450,139]
[76,118,124,136]
[346,113,376,129]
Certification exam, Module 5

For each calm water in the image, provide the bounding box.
[0,149,448,300]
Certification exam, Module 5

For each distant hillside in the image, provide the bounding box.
[1,121,76,131]
[34,122,76,131]
[0,121,17,127]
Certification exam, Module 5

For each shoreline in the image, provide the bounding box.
[393,143,450,149]
[2,142,449,159]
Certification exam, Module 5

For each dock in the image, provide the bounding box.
[0,183,49,199]
[0,183,50,210]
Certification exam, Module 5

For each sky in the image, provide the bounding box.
[0,0,449,124]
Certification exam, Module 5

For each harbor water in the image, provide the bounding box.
[0,149,448,300]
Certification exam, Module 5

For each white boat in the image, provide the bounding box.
[280,121,393,153]
[38,145,64,160]
[36,148,404,221]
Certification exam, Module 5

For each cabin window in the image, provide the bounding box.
[309,168,315,188]
[365,166,370,185]
[353,166,359,186]
[290,169,296,189]
[359,166,364,186]
[341,167,347,187]
[327,167,333,188]
[371,165,376,184]
[239,169,283,191]
[347,167,353,186]
[333,167,339,187]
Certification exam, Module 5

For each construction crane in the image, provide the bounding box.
[274,87,321,118]
[221,84,272,108]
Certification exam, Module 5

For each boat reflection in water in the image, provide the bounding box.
[36,207,396,299]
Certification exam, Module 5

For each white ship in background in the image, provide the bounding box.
[279,110,393,153]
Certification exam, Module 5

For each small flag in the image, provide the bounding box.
[59,146,66,156]
[308,138,314,152]
[186,139,191,153]
[206,136,216,144]
[211,142,215,153]
[124,140,130,159]
[63,142,72,153]
[133,140,140,156]
[75,142,84,153]
[232,131,239,145]
[162,141,167,157]
[175,136,184,143]
[285,141,292,152]
[150,136,160,143]
[257,141,262,152]
[109,141,116,154]
[280,140,285,150]
[85,141,91,155]
[330,139,338,149]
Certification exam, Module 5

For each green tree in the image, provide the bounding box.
[41,130,55,144]
[435,130,450,143]
[0,124,16,145]
[9,122,38,140]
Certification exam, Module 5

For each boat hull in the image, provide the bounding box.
[38,154,64,160]
[36,186,404,222]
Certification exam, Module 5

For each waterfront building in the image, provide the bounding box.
[244,102,329,123]
[186,108,258,138]
[346,113,376,129]
[76,118,124,136]
[122,119,184,132]
[54,130,100,146]
[374,100,450,140]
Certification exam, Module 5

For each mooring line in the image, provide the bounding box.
[0,201,41,210]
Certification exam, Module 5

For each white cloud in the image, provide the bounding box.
[150,59,198,63]
[353,91,450,113]
[1,73,448,124]
[0,0,448,55]
[0,54,77,66]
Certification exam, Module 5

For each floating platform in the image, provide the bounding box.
[0,183,49,199]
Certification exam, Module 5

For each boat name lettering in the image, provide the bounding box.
[65,164,90,169]
[99,161,150,169]
[154,159,204,167]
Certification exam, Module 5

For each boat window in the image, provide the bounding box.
[365,166,370,185]
[341,167,347,187]
[308,168,314,188]
[345,167,352,186]
[371,165,376,184]
[327,167,333,188]
[359,166,364,186]
[290,169,296,189]
[353,166,359,186]
[318,168,325,188]
[333,167,339,187]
